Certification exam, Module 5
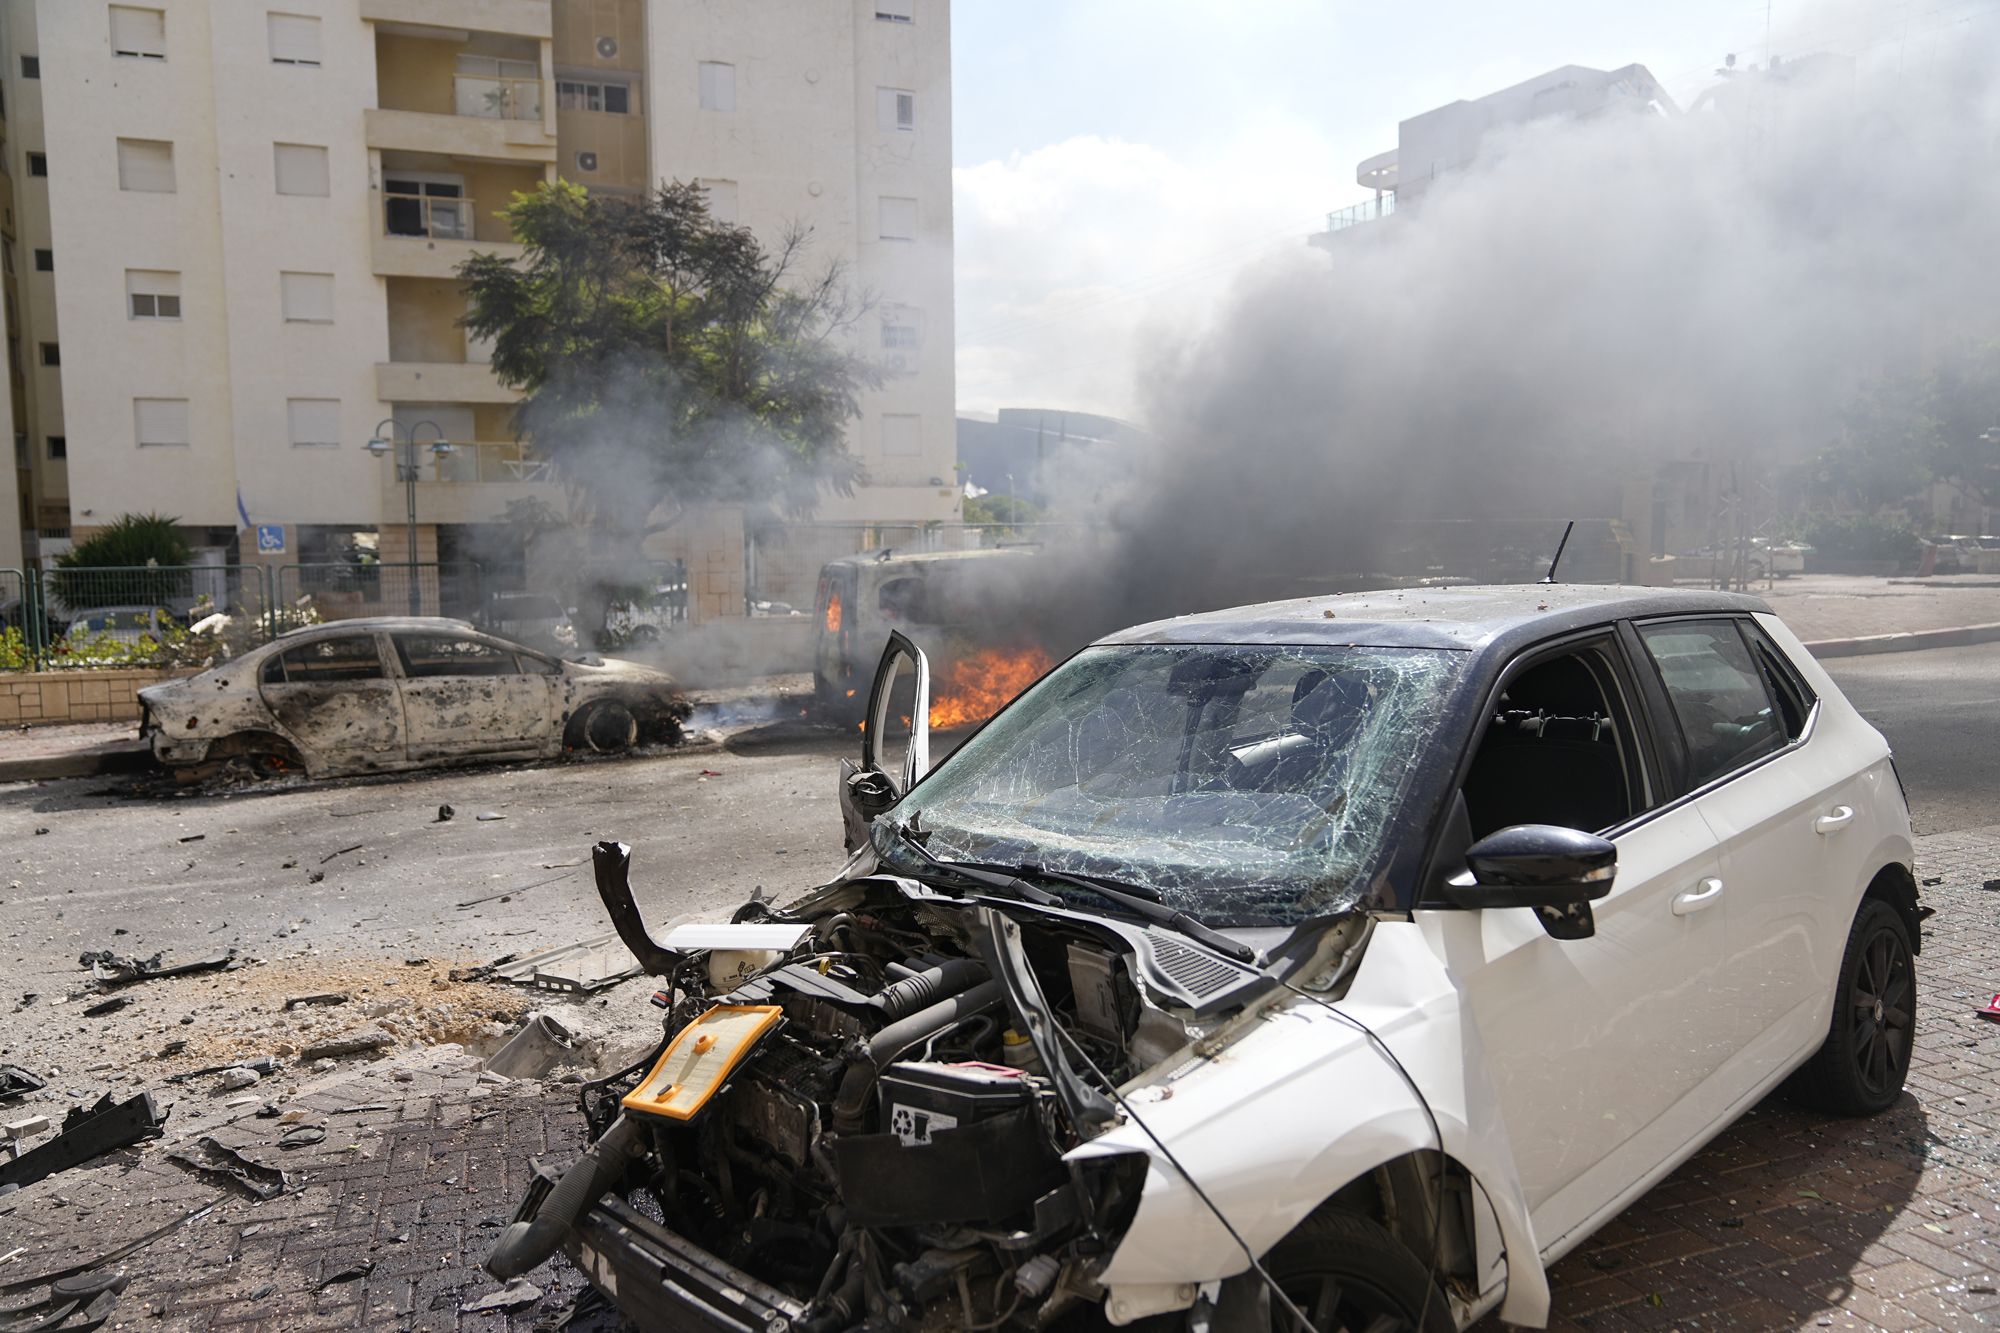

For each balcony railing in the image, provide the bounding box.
[384,191,475,241]
[1323,194,1397,233]
[412,441,553,484]
[454,75,543,122]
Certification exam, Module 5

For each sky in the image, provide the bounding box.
[947,0,1989,421]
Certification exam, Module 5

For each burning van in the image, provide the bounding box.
[812,548,1055,730]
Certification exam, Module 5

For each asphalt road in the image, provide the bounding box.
[1825,642,2000,835]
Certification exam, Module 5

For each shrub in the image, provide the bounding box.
[1800,514,1921,564]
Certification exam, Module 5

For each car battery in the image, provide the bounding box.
[831,1061,1059,1227]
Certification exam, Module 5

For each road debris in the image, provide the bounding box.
[436,804,455,823]
[476,811,507,822]
[218,1067,261,1091]
[283,992,349,1010]
[0,1067,44,1103]
[460,1278,544,1313]
[471,934,641,993]
[167,1136,292,1201]
[0,1269,131,1328]
[82,996,130,1018]
[79,949,235,990]
[455,870,577,910]
[1978,995,2000,1022]
[319,843,364,865]
[484,1014,581,1080]
[278,1125,327,1149]
[0,1093,169,1190]
[318,1257,374,1289]
[299,1031,393,1062]
[166,1056,280,1086]
[178,834,206,844]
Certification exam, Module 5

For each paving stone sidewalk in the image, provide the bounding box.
[3,830,1997,1332]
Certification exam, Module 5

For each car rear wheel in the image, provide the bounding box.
[1263,1211,1454,1333]
[574,701,638,755]
[1787,898,1916,1116]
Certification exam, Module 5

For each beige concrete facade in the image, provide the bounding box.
[0,664,185,724]
[0,0,956,579]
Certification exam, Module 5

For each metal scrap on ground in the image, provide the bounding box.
[78,950,235,990]
[166,1136,292,1201]
[459,934,642,993]
[0,1068,44,1103]
[0,1093,169,1190]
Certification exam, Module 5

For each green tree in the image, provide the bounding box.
[460,180,879,546]
[1812,340,2000,518]
[963,493,1045,527]
[50,513,193,609]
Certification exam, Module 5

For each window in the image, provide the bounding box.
[267,12,321,66]
[20,56,38,79]
[270,636,384,684]
[878,195,917,240]
[134,397,190,448]
[881,309,922,350]
[453,54,540,119]
[556,79,630,113]
[47,436,65,460]
[697,61,735,111]
[1638,619,1785,787]
[33,249,52,272]
[383,176,466,238]
[394,634,522,678]
[26,152,47,178]
[877,87,915,131]
[1742,619,1817,741]
[116,138,175,192]
[279,271,334,323]
[110,6,166,59]
[876,0,914,21]
[1459,646,1639,839]
[698,178,738,224]
[37,342,58,367]
[274,143,329,196]
[126,269,181,320]
[881,413,921,457]
[286,397,340,448]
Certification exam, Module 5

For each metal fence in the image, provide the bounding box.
[4,563,280,670]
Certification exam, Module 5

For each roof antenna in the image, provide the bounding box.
[1540,520,1575,584]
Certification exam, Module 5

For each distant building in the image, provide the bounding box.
[956,408,1145,508]
[0,0,955,623]
[1310,63,1676,249]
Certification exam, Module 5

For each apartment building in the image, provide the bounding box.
[0,0,956,618]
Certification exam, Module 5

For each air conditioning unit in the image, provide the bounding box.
[576,151,600,172]
[596,36,618,59]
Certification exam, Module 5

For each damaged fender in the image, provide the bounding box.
[1068,922,1549,1328]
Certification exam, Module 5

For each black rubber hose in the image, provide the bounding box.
[485,1115,646,1280]
[868,958,987,1021]
[832,980,1003,1131]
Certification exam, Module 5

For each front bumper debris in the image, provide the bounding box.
[516,1165,810,1333]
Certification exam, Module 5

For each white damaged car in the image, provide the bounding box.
[487,585,1919,1331]
[138,617,690,779]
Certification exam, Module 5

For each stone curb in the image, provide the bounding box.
[1803,620,2000,659]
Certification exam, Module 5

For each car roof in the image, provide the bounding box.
[1099,584,1772,654]
[825,547,1041,570]
[275,616,477,640]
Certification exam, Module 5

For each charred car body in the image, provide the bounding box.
[494,586,1919,1331]
[138,617,690,779]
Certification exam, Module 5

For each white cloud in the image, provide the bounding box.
[952,123,1347,419]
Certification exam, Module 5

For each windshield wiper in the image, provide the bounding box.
[886,822,1063,907]
[1020,863,1257,964]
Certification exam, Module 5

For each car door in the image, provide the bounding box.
[390,631,560,760]
[257,633,405,769]
[1631,614,1863,1078]
[1428,632,1733,1251]
[837,632,931,850]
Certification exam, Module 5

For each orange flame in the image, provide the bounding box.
[929,645,1055,731]
[824,592,843,635]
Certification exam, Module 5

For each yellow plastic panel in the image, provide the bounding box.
[621,1004,783,1121]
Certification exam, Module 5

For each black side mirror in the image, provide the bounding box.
[1444,824,1616,941]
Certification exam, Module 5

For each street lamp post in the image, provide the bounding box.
[365,418,451,616]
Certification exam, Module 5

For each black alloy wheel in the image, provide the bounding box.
[1787,897,1917,1116]
[1264,1212,1454,1333]
[580,701,639,754]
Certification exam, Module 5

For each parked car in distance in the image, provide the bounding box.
[481,592,579,655]
[1672,538,1806,581]
[491,584,1918,1332]
[63,605,181,646]
[138,616,689,779]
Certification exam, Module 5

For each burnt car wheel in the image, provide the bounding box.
[1264,1211,1454,1333]
[576,701,638,754]
[1787,898,1916,1116]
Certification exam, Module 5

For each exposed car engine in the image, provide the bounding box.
[485,841,1251,1330]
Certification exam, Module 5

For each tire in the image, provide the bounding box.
[1786,898,1916,1116]
[1261,1211,1454,1333]
[630,623,661,643]
[576,701,638,755]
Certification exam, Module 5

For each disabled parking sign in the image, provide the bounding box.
[256,524,286,555]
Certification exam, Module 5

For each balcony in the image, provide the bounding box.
[373,193,526,277]
[358,0,551,40]
[375,361,519,404]
[1324,195,1397,233]
[364,106,554,162]
[377,442,559,525]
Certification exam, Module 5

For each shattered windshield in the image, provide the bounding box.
[877,643,1464,926]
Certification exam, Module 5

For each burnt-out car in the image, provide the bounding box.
[490,585,1918,1331]
[138,617,689,779]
